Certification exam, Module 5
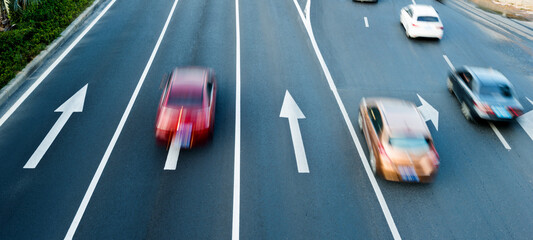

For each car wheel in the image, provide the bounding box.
[370,151,377,174]
[461,102,473,122]
[358,113,363,131]
[447,78,454,94]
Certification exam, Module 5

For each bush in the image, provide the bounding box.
[0,0,94,90]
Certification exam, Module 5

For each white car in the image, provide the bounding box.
[400,5,443,39]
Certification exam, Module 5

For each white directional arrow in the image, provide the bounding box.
[280,91,309,173]
[23,85,88,169]
[416,94,439,131]
[518,98,533,142]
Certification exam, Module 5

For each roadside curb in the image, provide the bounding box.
[0,0,106,106]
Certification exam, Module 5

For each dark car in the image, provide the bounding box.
[155,67,216,148]
[447,66,523,122]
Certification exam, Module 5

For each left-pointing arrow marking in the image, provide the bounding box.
[280,90,309,173]
[24,84,88,169]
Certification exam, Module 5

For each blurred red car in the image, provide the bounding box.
[155,67,216,148]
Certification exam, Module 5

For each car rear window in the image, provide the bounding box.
[479,84,513,98]
[389,137,429,150]
[417,16,439,22]
[168,87,202,106]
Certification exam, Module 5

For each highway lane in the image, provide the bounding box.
[239,0,393,239]
[0,0,532,239]
[311,0,533,239]
[0,0,179,238]
[70,0,237,239]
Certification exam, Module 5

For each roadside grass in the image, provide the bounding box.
[0,0,94,90]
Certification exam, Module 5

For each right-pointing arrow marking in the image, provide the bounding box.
[416,94,439,131]
[280,91,309,173]
[518,110,533,142]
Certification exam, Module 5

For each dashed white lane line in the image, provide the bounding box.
[364,17,369,28]
[232,0,241,238]
[411,0,416,5]
[489,123,512,150]
[291,1,401,239]
[64,0,181,238]
[443,55,455,72]
[527,97,533,106]
[0,0,117,128]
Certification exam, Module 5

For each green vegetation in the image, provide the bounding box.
[0,0,94,90]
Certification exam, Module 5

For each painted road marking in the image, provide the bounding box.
[305,0,311,21]
[280,91,309,173]
[232,0,241,238]
[364,17,369,28]
[290,0,401,239]
[164,137,181,170]
[489,123,511,150]
[443,55,455,72]
[518,110,533,142]
[417,94,439,131]
[527,97,533,106]
[24,85,87,169]
[64,0,181,238]
[412,0,416,5]
[0,0,117,128]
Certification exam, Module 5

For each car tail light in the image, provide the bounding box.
[176,107,184,131]
[508,107,523,117]
[430,144,440,166]
[412,23,419,27]
[474,101,494,115]
[437,26,443,29]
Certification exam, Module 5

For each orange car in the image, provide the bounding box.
[358,98,439,183]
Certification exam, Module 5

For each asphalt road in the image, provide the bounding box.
[0,0,532,239]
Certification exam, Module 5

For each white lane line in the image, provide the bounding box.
[443,55,455,72]
[489,122,511,150]
[364,17,369,28]
[291,1,401,239]
[411,0,416,5]
[0,0,117,128]
[232,0,241,238]
[64,0,180,238]
[527,97,533,106]
[304,0,311,21]
[164,137,181,170]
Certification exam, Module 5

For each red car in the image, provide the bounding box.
[155,67,216,148]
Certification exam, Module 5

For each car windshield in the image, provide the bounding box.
[389,137,429,150]
[479,84,513,98]
[417,16,439,22]
[167,87,202,106]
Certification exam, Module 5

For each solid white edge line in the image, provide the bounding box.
[489,122,512,150]
[64,0,180,239]
[232,0,241,238]
[291,1,401,239]
[0,0,117,128]
[527,97,533,106]
[364,17,369,28]
[442,55,455,72]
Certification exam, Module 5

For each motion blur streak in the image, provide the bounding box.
[64,0,180,238]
